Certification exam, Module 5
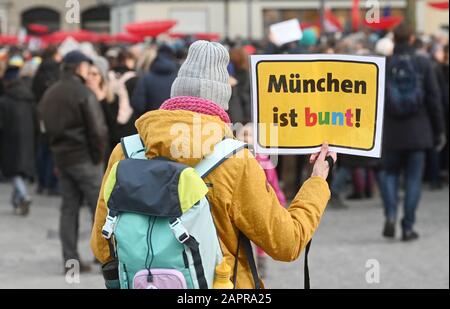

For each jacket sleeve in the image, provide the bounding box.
[231,153,330,262]
[91,143,125,263]
[423,59,445,138]
[130,76,148,116]
[81,92,108,165]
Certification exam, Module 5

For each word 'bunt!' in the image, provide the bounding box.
[272,107,362,128]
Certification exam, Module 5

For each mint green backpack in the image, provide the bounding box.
[101,134,249,289]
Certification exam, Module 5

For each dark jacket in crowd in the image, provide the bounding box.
[431,59,449,118]
[441,62,449,131]
[31,58,60,103]
[0,78,38,179]
[383,43,445,151]
[131,54,178,115]
[38,72,108,168]
[442,63,449,113]
[100,94,136,162]
[228,68,251,124]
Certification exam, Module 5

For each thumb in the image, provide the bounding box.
[317,142,329,162]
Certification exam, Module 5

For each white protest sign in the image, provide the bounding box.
[269,19,303,46]
[250,54,386,158]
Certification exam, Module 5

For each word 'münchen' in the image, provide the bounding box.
[268,73,367,94]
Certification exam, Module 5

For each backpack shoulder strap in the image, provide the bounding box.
[120,135,248,171]
[120,134,146,160]
[195,138,248,178]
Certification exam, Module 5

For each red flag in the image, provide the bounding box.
[352,0,360,32]
[324,8,344,32]
[363,16,404,30]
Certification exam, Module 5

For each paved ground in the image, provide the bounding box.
[0,183,448,289]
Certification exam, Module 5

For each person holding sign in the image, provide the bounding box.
[91,40,336,288]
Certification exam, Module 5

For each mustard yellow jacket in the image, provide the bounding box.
[91,109,331,288]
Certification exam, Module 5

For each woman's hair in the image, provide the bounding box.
[136,46,158,75]
[117,50,136,68]
[394,23,413,45]
[41,46,59,61]
[230,47,249,71]
[93,64,115,103]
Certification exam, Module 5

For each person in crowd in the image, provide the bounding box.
[135,46,158,76]
[0,57,38,216]
[32,46,62,195]
[87,56,136,168]
[228,47,251,124]
[38,50,108,272]
[382,24,446,241]
[348,168,375,199]
[328,161,351,209]
[0,52,8,97]
[19,56,41,87]
[131,44,178,116]
[441,44,449,180]
[375,36,394,57]
[424,43,449,189]
[111,50,139,101]
[32,46,62,102]
[92,41,336,288]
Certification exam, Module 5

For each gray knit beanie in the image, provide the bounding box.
[170,40,232,110]
[92,56,109,82]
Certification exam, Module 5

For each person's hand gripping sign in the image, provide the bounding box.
[309,142,337,180]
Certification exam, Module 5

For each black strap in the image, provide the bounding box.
[304,240,312,289]
[325,156,334,172]
[107,237,116,259]
[120,138,130,159]
[241,233,261,289]
[232,235,241,288]
[184,237,208,289]
[232,232,261,289]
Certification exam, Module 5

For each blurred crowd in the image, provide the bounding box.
[0,27,448,204]
[0,25,448,268]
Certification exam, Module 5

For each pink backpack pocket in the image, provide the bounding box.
[133,269,187,289]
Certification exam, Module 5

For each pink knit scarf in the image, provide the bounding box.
[160,96,231,124]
